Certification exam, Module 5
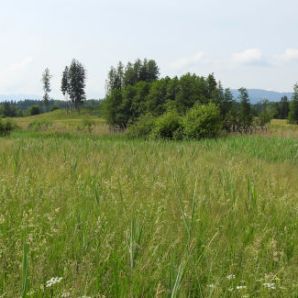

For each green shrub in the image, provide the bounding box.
[51,106,59,112]
[77,119,96,133]
[127,114,155,139]
[30,105,41,116]
[183,103,222,139]
[0,119,15,136]
[151,111,183,139]
[28,120,52,131]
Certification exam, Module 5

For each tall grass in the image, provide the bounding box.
[0,133,297,297]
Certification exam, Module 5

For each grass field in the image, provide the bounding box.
[0,111,298,297]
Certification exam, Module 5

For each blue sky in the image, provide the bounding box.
[1,0,298,99]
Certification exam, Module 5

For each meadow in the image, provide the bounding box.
[0,111,298,297]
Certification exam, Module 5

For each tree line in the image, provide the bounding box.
[103,59,298,139]
[1,57,298,131]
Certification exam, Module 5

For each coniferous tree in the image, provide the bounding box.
[222,88,233,116]
[279,96,289,119]
[289,84,298,124]
[68,59,86,111]
[238,87,252,132]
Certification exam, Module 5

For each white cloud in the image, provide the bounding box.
[232,48,264,65]
[279,48,298,62]
[169,52,207,70]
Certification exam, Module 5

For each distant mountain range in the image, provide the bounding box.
[0,89,293,104]
[0,94,41,101]
[231,89,293,103]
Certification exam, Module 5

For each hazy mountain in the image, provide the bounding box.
[231,89,293,103]
[0,89,293,104]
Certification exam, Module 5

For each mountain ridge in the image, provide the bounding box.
[0,89,293,103]
[231,89,293,103]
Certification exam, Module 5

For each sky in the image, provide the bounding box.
[1,0,298,99]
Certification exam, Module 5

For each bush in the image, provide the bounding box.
[183,103,222,139]
[30,105,41,115]
[28,120,52,131]
[51,106,59,112]
[0,119,15,136]
[77,119,96,133]
[127,114,155,139]
[151,111,183,139]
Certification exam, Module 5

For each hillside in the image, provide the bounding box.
[232,89,292,103]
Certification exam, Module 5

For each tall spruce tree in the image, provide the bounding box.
[238,87,252,131]
[279,96,289,119]
[68,59,86,111]
[289,84,298,124]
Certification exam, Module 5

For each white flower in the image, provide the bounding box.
[263,282,276,290]
[236,285,247,290]
[45,276,63,288]
[226,274,236,280]
[207,284,216,288]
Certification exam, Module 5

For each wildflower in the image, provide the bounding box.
[263,282,276,290]
[226,274,236,280]
[236,285,247,290]
[45,276,63,288]
[207,284,216,288]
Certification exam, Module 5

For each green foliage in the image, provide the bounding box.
[106,58,159,93]
[279,96,289,119]
[0,119,15,136]
[238,87,253,131]
[257,100,273,127]
[30,105,41,115]
[50,106,59,112]
[68,59,86,110]
[104,62,235,134]
[127,114,155,139]
[183,103,222,139]
[61,66,69,97]
[104,89,128,129]
[175,73,209,113]
[288,84,298,124]
[151,110,183,139]
[0,101,18,117]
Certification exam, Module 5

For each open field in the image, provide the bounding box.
[0,112,298,297]
[7,110,109,136]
